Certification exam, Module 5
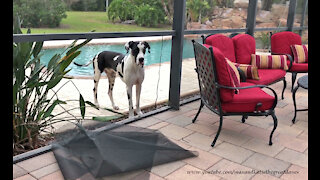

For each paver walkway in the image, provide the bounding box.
[13,71,308,180]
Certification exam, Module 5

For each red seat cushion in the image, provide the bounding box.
[232,34,256,65]
[246,69,286,85]
[204,34,237,63]
[271,31,302,56]
[288,61,308,72]
[221,82,275,113]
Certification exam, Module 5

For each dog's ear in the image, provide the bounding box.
[125,41,134,53]
[143,41,150,53]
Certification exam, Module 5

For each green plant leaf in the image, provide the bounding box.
[59,51,81,73]
[85,101,99,110]
[32,41,44,58]
[47,74,64,90]
[42,99,66,119]
[79,94,85,119]
[66,39,92,57]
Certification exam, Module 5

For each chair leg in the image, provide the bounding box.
[291,72,297,92]
[281,78,286,100]
[241,115,248,123]
[292,85,299,124]
[211,116,223,147]
[269,111,278,146]
[192,101,204,123]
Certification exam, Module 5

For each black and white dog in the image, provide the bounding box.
[74,41,150,118]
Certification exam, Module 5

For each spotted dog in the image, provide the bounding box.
[74,41,150,118]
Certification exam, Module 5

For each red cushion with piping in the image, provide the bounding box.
[204,34,237,62]
[221,82,275,113]
[246,69,286,85]
[288,61,308,72]
[232,34,256,65]
[271,31,302,56]
[209,46,236,102]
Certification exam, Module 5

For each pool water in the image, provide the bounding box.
[40,38,202,76]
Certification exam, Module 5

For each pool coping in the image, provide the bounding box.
[42,34,201,49]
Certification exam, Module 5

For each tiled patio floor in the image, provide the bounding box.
[13,72,308,180]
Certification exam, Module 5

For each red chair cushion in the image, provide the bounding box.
[232,34,256,65]
[221,82,275,113]
[204,34,237,62]
[210,46,236,102]
[288,61,308,72]
[246,69,286,85]
[271,31,302,56]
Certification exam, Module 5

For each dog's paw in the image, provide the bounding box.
[94,103,100,108]
[113,106,119,110]
[136,110,143,116]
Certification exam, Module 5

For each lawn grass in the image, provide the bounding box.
[22,11,171,34]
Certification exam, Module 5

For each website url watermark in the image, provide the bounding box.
[187,169,299,176]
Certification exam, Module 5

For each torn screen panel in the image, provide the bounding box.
[52,123,198,179]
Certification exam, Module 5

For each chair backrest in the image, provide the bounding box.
[192,41,235,110]
[232,34,256,65]
[204,34,237,63]
[271,31,302,56]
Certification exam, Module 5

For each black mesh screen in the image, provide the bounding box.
[52,122,198,179]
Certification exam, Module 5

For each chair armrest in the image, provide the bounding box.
[216,83,278,109]
[271,52,293,70]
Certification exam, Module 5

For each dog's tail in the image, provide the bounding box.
[73,55,97,67]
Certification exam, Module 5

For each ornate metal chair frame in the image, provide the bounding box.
[192,40,278,147]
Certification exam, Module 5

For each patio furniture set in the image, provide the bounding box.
[191,31,308,147]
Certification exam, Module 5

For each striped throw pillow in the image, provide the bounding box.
[226,58,240,93]
[251,54,288,70]
[233,63,260,80]
[291,44,308,63]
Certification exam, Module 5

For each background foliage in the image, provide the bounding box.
[107,0,166,27]
[13,0,68,28]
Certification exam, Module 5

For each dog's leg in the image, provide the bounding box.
[135,84,143,116]
[93,57,101,107]
[126,85,134,118]
[106,70,119,110]
[93,73,101,107]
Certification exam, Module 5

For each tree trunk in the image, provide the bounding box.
[161,0,173,24]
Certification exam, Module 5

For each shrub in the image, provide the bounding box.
[107,0,166,27]
[107,0,136,22]
[134,4,165,27]
[13,0,67,28]
[187,0,211,22]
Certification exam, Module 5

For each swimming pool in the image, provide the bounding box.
[40,38,202,76]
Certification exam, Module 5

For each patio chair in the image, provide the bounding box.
[202,33,287,99]
[270,31,308,91]
[192,40,278,147]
